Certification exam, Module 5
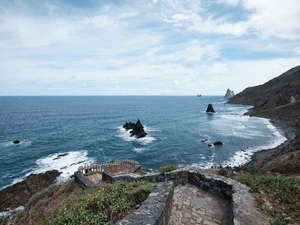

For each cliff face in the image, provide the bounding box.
[228,65,300,129]
[227,65,300,175]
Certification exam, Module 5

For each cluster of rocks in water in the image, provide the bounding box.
[123,119,147,138]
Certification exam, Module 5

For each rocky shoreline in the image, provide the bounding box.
[238,117,295,171]
[228,65,300,175]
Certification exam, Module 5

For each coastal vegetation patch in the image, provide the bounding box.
[12,180,153,225]
[158,164,179,173]
[236,172,300,224]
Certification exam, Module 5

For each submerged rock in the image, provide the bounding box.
[206,104,215,113]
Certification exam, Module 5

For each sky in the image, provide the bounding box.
[0,0,300,96]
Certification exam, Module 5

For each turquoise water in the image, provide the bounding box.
[0,96,286,190]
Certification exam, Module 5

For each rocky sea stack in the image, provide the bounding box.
[228,65,300,174]
[206,104,215,113]
[123,119,147,138]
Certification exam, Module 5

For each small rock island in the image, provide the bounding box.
[123,119,147,138]
[206,104,215,113]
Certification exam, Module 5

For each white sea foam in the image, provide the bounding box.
[117,126,156,145]
[223,119,287,167]
[8,150,94,186]
[133,147,147,153]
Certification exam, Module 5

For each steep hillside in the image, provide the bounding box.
[228,65,300,129]
[228,65,300,175]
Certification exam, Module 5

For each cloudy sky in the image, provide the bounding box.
[0,0,300,96]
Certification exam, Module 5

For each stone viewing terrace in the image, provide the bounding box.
[76,160,140,185]
[74,165,270,225]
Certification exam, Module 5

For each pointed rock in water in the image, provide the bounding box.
[123,119,147,138]
[206,104,215,113]
[13,140,20,144]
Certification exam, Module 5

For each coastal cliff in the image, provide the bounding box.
[228,65,300,175]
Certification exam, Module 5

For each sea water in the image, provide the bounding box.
[0,96,286,190]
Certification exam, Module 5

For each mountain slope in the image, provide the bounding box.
[228,65,300,129]
[228,65,300,175]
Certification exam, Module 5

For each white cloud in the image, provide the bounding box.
[244,0,300,39]
[0,0,299,96]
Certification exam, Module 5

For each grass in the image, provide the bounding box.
[12,180,153,225]
[134,169,147,176]
[234,172,300,224]
[159,165,178,173]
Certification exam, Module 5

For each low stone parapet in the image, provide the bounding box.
[114,181,174,225]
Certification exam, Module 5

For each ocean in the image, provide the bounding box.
[0,96,286,190]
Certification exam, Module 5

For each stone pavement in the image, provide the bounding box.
[168,183,231,225]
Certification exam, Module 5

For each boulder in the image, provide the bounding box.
[13,140,20,144]
[123,119,147,138]
[206,104,215,113]
[214,141,223,146]
[224,89,235,99]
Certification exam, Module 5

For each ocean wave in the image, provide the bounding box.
[132,147,147,153]
[8,150,94,187]
[223,121,287,167]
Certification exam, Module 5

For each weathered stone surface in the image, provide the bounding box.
[115,181,174,225]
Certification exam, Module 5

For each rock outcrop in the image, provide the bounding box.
[224,89,234,99]
[206,104,215,113]
[0,170,61,211]
[213,141,223,146]
[13,140,20,144]
[123,119,147,138]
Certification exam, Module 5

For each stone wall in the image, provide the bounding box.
[75,168,265,225]
[74,171,95,189]
[115,181,174,225]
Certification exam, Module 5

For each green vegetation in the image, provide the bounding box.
[13,180,153,225]
[217,168,229,177]
[159,164,178,173]
[134,169,147,176]
[235,172,300,224]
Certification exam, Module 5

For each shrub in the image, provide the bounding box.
[37,181,153,225]
[235,173,300,224]
[159,165,178,173]
[218,168,229,177]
